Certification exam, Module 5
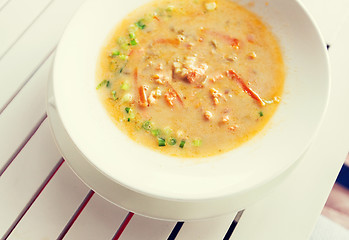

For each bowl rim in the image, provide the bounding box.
[51,0,331,202]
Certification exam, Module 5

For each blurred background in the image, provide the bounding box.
[322,155,349,229]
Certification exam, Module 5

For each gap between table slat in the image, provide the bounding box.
[167,221,184,240]
[57,189,95,240]
[223,210,244,240]
[166,210,244,240]
[2,158,64,239]
[0,0,10,12]
[112,212,135,240]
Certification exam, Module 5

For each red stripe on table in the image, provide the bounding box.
[2,158,64,239]
[57,189,95,239]
[112,212,134,240]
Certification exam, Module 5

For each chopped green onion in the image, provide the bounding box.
[121,93,133,102]
[179,140,186,148]
[127,118,131,122]
[169,138,177,145]
[166,5,175,12]
[163,127,173,136]
[153,9,163,17]
[135,19,146,29]
[112,50,120,57]
[205,2,217,11]
[151,129,161,136]
[125,107,131,113]
[142,121,152,131]
[117,37,130,50]
[130,39,138,46]
[121,43,130,50]
[117,36,127,45]
[119,66,125,73]
[259,111,264,117]
[192,139,202,147]
[158,137,166,147]
[129,112,135,120]
[119,54,128,60]
[129,32,136,40]
[112,91,118,100]
[96,80,108,89]
[121,82,130,90]
[128,24,138,33]
[106,81,110,87]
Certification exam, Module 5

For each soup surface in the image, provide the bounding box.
[96,0,285,158]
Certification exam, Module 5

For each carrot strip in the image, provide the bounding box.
[138,85,148,107]
[133,68,138,101]
[128,49,134,56]
[129,48,145,58]
[166,82,184,105]
[205,30,240,49]
[133,67,138,84]
[226,70,265,106]
[153,38,180,46]
[153,15,160,21]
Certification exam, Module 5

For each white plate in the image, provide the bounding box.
[48,0,330,220]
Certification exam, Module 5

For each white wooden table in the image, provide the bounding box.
[1,0,349,239]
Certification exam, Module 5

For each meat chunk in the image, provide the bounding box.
[164,88,177,106]
[186,64,208,83]
[147,89,162,106]
[210,74,224,83]
[222,115,229,123]
[173,56,208,83]
[228,124,239,131]
[204,111,213,120]
[156,63,163,70]
[248,51,257,59]
[154,88,162,97]
[152,74,168,84]
[210,88,224,105]
[148,91,156,105]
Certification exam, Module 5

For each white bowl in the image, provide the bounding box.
[48,0,330,220]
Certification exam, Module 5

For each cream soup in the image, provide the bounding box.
[96,0,285,158]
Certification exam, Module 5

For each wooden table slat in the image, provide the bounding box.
[0,54,53,171]
[64,194,129,240]
[120,214,176,240]
[0,0,53,59]
[7,162,90,240]
[0,0,349,239]
[0,120,62,238]
[0,0,85,112]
